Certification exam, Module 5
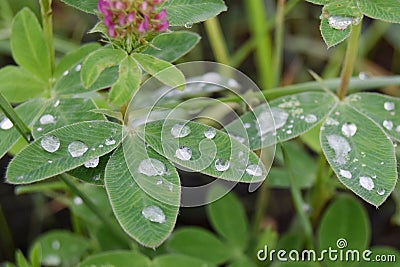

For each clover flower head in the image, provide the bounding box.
[97,0,169,39]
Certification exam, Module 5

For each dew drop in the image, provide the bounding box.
[105,137,116,146]
[396,125,400,133]
[52,240,60,250]
[341,123,357,137]
[73,196,83,205]
[377,188,385,196]
[359,176,374,191]
[40,114,56,125]
[358,72,369,80]
[43,255,61,266]
[37,127,43,132]
[384,101,395,111]
[175,146,192,161]
[326,134,351,165]
[48,160,53,164]
[304,114,317,124]
[84,157,100,168]
[326,117,339,126]
[339,169,352,179]
[138,158,166,176]
[0,116,13,130]
[171,123,191,138]
[68,141,88,157]
[246,164,263,177]
[244,123,251,129]
[204,127,216,139]
[383,120,393,130]
[75,64,82,71]
[41,135,60,153]
[62,70,69,76]
[328,16,353,30]
[184,23,192,28]
[156,180,163,185]
[215,158,230,171]
[53,100,60,108]
[142,205,166,223]
[258,108,289,135]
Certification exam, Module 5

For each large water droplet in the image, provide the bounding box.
[328,16,353,30]
[105,137,116,146]
[84,157,99,168]
[396,125,400,133]
[171,123,191,138]
[384,101,395,111]
[53,100,60,108]
[41,135,60,153]
[326,135,351,165]
[204,127,216,139]
[377,188,385,196]
[359,176,374,191]
[62,70,69,76]
[0,116,13,130]
[52,240,61,250]
[383,120,394,130]
[215,158,230,171]
[258,108,289,135]
[175,146,192,161]
[246,164,263,177]
[304,114,317,124]
[73,196,83,205]
[40,114,56,125]
[142,205,166,223]
[75,64,82,71]
[339,169,352,179]
[184,23,193,29]
[138,158,166,176]
[68,141,88,157]
[358,72,369,80]
[341,123,357,137]
[43,255,61,266]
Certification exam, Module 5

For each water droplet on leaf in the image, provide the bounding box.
[328,16,353,30]
[384,102,395,111]
[40,114,56,125]
[63,70,69,76]
[184,23,192,28]
[73,196,83,205]
[0,116,13,130]
[246,164,263,176]
[175,146,192,161]
[53,100,60,108]
[383,120,393,130]
[75,64,82,71]
[339,169,352,179]
[84,157,100,168]
[359,176,374,191]
[171,123,191,138]
[142,205,166,223]
[341,123,357,137]
[41,135,60,153]
[204,127,216,139]
[52,240,60,250]
[43,255,61,266]
[377,188,385,196]
[68,141,88,157]
[105,137,116,146]
[215,158,230,171]
[138,158,166,176]
[326,134,351,165]
[304,114,317,124]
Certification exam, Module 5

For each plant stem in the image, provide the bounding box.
[204,17,230,65]
[251,180,269,234]
[274,0,285,87]
[0,205,14,260]
[59,174,131,245]
[245,0,274,90]
[281,144,314,249]
[337,22,362,100]
[0,93,32,142]
[39,0,55,81]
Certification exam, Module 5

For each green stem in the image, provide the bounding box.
[337,22,362,100]
[251,180,269,234]
[245,0,274,90]
[39,0,55,84]
[204,17,230,65]
[274,0,285,87]
[0,205,14,260]
[0,93,32,142]
[59,174,131,245]
[219,75,400,103]
[281,144,314,249]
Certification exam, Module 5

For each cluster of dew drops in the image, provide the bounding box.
[325,100,399,198]
[138,123,265,224]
